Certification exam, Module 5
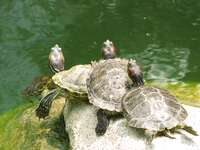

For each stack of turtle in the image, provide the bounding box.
[35,40,198,143]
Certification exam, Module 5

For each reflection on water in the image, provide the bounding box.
[0,0,200,113]
[125,44,190,81]
[0,45,40,112]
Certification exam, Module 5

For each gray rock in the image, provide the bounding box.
[64,100,200,150]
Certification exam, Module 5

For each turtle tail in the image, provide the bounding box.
[177,124,198,136]
[35,89,60,119]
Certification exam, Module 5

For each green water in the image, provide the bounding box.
[0,0,200,113]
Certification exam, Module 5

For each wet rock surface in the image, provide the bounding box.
[64,100,200,150]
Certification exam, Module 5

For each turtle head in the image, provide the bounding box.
[49,44,65,73]
[101,40,116,59]
[127,59,144,87]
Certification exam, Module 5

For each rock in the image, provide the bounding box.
[0,97,68,150]
[64,100,200,150]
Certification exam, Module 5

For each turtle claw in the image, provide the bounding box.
[135,74,144,86]
[95,123,108,136]
[35,104,50,119]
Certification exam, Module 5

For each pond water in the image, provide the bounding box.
[0,0,200,113]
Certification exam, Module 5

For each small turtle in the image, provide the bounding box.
[35,44,91,119]
[35,64,91,119]
[122,59,198,143]
[87,41,143,135]
[49,44,65,73]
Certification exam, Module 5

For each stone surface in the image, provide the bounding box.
[64,100,200,150]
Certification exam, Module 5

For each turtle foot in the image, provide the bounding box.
[35,104,50,119]
[35,89,59,119]
[95,109,110,136]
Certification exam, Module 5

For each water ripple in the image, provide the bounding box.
[124,44,190,82]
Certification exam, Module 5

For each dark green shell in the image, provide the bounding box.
[122,86,188,131]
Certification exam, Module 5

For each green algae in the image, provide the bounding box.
[148,81,200,107]
[0,102,34,149]
[0,100,68,150]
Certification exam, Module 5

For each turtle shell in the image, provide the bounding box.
[122,86,188,131]
[87,58,132,112]
[52,64,91,95]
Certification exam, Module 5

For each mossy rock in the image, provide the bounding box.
[148,81,200,107]
[0,98,68,150]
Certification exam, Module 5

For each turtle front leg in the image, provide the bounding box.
[95,109,110,136]
[35,88,60,119]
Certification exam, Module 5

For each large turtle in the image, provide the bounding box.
[122,59,198,143]
[87,41,143,135]
[35,44,91,119]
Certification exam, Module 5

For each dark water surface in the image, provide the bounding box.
[0,0,200,113]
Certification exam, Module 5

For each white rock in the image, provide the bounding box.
[64,100,200,150]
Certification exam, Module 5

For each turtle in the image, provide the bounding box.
[35,64,91,119]
[35,44,91,119]
[87,41,143,136]
[122,59,198,143]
